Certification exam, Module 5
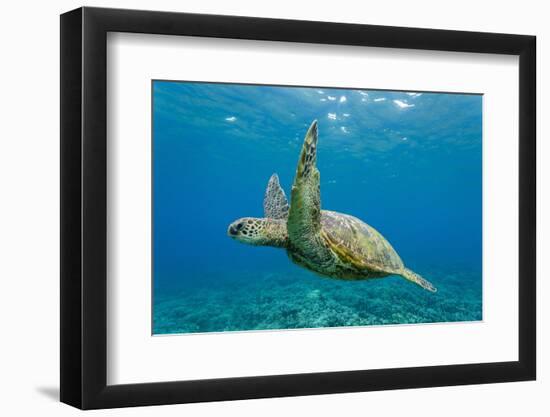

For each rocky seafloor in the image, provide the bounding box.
[153,266,482,334]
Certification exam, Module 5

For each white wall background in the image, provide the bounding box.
[0,0,545,415]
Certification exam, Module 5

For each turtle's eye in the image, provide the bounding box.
[229,221,245,236]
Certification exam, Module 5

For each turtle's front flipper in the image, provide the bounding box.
[400,268,437,292]
[296,120,319,179]
[264,174,289,220]
[288,120,322,244]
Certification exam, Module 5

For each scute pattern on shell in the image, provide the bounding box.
[320,210,404,273]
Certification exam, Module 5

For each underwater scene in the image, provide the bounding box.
[152,81,482,335]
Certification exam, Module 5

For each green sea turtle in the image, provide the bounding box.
[227,120,436,292]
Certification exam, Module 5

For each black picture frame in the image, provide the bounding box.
[60,6,536,410]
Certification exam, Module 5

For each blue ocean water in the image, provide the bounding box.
[152,81,482,335]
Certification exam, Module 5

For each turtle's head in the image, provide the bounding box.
[227,217,288,248]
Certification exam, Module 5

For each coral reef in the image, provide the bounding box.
[153,266,482,334]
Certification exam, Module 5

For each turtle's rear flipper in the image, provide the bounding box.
[400,268,437,292]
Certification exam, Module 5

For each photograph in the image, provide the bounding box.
[152,81,483,335]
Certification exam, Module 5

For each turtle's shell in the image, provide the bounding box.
[320,210,404,274]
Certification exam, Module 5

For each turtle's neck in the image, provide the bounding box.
[264,219,289,248]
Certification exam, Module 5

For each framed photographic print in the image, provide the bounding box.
[60,6,536,409]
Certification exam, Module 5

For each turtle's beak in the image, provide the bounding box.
[227,220,242,238]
